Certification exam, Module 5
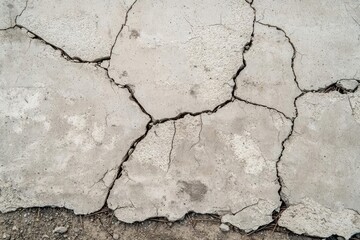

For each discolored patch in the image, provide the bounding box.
[178,180,208,202]
[129,29,140,39]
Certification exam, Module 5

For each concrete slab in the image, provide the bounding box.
[17,0,135,61]
[0,28,149,214]
[235,23,301,118]
[108,100,291,232]
[279,91,360,238]
[254,0,360,90]
[109,0,254,119]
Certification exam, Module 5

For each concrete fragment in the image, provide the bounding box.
[336,79,359,91]
[0,28,149,214]
[219,223,230,232]
[279,199,360,240]
[254,0,360,90]
[235,23,301,118]
[279,91,360,238]
[0,0,27,29]
[17,0,135,61]
[108,100,292,232]
[109,0,254,119]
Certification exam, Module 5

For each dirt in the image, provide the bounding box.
[1,207,350,240]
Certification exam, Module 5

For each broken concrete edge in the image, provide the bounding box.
[309,78,360,94]
[230,0,256,98]
[276,89,360,240]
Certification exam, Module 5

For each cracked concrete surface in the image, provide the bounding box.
[0,0,360,239]
[235,22,301,118]
[109,0,254,119]
[0,0,27,30]
[0,28,149,214]
[108,101,291,232]
[17,0,135,61]
[254,0,360,90]
[279,91,360,239]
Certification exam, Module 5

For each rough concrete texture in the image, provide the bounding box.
[0,28,149,214]
[1,0,360,239]
[17,0,135,61]
[279,91,360,238]
[254,0,360,90]
[108,101,292,232]
[235,23,301,118]
[0,0,27,29]
[109,0,254,119]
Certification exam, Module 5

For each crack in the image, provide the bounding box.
[307,79,360,94]
[150,0,257,126]
[234,96,291,121]
[107,0,138,71]
[14,0,29,25]
[100,120,153,210]
[189,115,203,150]
[0,0,28,31]
[231,0,256,98]
[271,93,304,225]
[167,121,177,172]
[9,25,110,63]
[232,200,261,215]
[255,21,302,93]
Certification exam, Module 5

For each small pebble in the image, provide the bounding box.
[219,223,230,232]
[113,233,120,240]
[53,226,68,234]
[12,225,17,231]
[2,233,10,240]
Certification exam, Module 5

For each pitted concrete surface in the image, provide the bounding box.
[108,101,291,231]
[0,0,359,239]
[108,0,254,119]
[0,28,149,214]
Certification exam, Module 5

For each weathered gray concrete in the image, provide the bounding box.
[17,0,135,61]
[108,101,291,232]
[0,0,360,239]
[254,0,360,90]
[109,0,254,119]
[0,28,149,214]
[0,0,26,29]
[279,91,360,238]
[235,23,301,118]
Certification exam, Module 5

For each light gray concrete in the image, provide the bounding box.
[235,23,301,118]
[279,91,360,238]
[0,0,26,29]
[254,0,360,90]
[109,0,254,119]
[0,1,359,239]
[108,101,291,232]
[0,28,149,214]
[17,0,135,61]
